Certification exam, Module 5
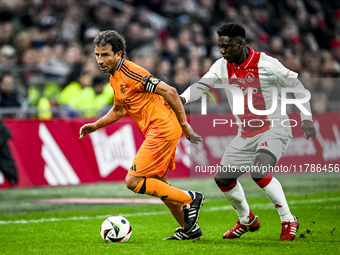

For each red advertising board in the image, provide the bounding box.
[0,113,339,188]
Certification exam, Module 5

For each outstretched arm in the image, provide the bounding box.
[79,104,127,139]
[155,81,202,144]
[180,60,221,104]
[268,58,316,140]
[288,79,316,140]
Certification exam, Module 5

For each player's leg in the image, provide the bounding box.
[159,179,202,241]
[251,129,299,241]
[149,174,203,241]
[126,176,203,240]
[215,136,260,239]
[125,137,203,236]
[215,167,251,224]
[215,168,260,239]
[158,176,185,228]
[125,173,193,204]
[129,172,185,228]
[251,151,294,222]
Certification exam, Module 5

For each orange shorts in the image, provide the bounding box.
[128,136,180,177]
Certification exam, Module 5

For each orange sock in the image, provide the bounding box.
[162,182,185,228]
[133,178,192,204]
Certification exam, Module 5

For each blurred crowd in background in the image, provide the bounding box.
[0,0,340,118]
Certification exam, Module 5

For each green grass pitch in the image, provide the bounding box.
[0,176,339,255]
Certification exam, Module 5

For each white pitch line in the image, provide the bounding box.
[0,197,338,225]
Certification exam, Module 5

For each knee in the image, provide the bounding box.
[125,175,139,191]
[214,174,236,188]
[251,152,275,181]
[251,171,268,182]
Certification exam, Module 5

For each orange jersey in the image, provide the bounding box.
[110,59,182,140]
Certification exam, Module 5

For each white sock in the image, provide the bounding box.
[223,181,251,224]
[182,190,191,198]
[261,177,294,222]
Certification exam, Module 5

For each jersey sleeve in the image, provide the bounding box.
[139,75,161,93]
[261,53,298,87]
[120,61,159,93]
[262,53,313,122]
[181,59,222,104]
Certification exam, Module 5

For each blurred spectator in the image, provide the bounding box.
[315,77,340,101]
[173,69,190,95]
[60,4,85,43]
[29,81,61,120]
[299,71,316,94]
[66,75,112,117]
[0,45,17,65]
[0,0,338,118]
[177,29,193,58]
[162,37,179,62]
[311,92,328,115]
[92,4,114,31]
[0,22,15,46]
[157,59,172,84]
[0,73,21,108]
[201,57,213,76]
[59,70,89,107]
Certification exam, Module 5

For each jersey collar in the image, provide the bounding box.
[117,58,125,72]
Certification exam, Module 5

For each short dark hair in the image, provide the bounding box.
[217,22,245,39]
[93,30,126,57]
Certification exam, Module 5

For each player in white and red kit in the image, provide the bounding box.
[180,22,316,241]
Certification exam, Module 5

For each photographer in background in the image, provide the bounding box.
[0,119,18,185]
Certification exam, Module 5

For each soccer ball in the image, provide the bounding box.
[100,216,132,243]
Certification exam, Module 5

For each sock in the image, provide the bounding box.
[133,178,192,204]
[220,180,253,224]
[162,181,185,229]
[256,174,294,222]
[163,200,185,228]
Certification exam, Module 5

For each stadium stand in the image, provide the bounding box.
[0,0,339,118]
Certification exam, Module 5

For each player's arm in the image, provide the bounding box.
[267,57,316,140]
[155,81,202,144]
[292,78,316,140]
[180,60,221,104]
[179,82,205,105]
[282,79,316,140]
[79,104,127,139]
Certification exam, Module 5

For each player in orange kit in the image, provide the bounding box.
[79,30,204,240]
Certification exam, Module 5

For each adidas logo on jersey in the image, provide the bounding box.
[231,74,237,78]
[259,141,268,147]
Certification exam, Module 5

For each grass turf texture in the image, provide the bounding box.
[0,176,339,255]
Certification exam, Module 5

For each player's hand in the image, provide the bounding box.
[179,96,186,105]
[183,124,203,144]
[301,120,316,140]
[79,123,98,140]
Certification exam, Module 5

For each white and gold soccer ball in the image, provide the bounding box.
[100,216,132,243]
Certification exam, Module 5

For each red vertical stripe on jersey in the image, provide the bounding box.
[227,48,270,137]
